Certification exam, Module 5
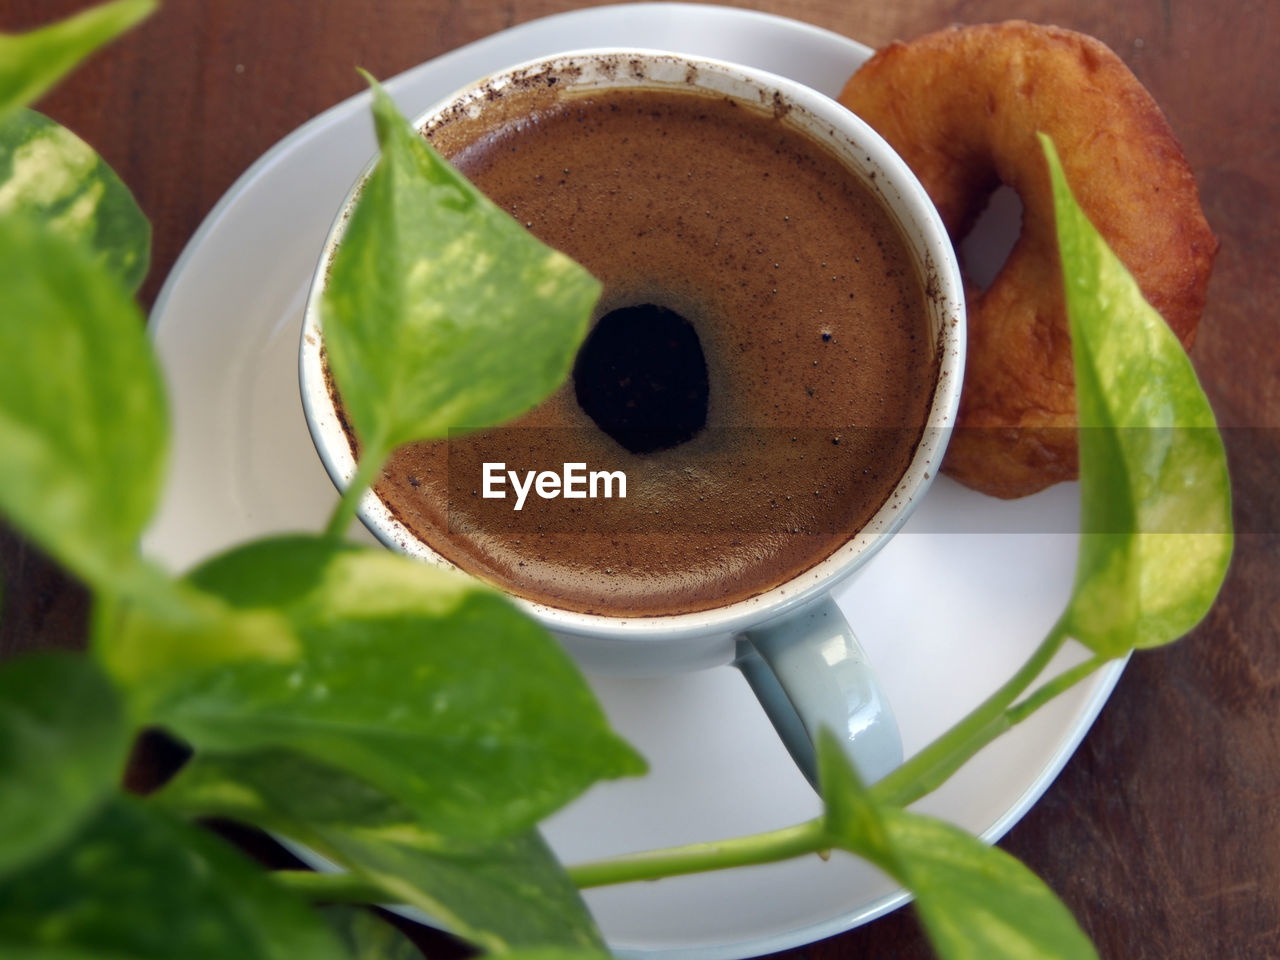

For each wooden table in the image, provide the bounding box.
[3,1,1276,958]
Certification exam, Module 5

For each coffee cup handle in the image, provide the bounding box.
[734,595,902,787]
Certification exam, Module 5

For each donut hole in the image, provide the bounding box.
[958,184,1024,291]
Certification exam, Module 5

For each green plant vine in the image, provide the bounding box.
[0,5,1231,960]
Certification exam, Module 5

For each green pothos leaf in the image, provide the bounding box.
[818,730,1097,960]
[0,653,129,878]
[0,796,350,960]
[95,569,300,718]
[0,214,165,597]
[323,907,424,960]
[320,74,600,462]
[1042,135,1233,656]
[149,535,644,843]
[160,750,607,953]
[0,109,150,291]
[0,0,156,120]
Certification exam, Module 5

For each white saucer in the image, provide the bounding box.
[144,5,1124,958]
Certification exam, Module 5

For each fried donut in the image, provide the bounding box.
[838,22,1216,498]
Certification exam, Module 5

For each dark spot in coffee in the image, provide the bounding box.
[573,303,709,454]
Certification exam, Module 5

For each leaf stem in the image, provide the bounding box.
[563,637,1112,892]
[324,444,389,541]
[1005,654,1108,725]
[568,819,828,889]
[871,622,1071,808]
[272,869,389,904]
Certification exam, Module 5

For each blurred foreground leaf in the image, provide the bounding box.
[0,653,128,877]
[0,109,150,290]
[162,750,607,952]
[0,0,156,120]
[149,535,644,842]
[96,570,299,716]
[0,796,349,960]
[0,215,165,595]
[324,908,423,960]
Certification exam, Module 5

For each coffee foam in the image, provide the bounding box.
[359,85,937,616]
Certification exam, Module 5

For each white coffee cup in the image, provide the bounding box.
[300,49,965,786]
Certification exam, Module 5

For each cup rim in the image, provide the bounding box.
[299,47,965,642]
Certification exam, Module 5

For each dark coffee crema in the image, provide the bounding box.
[366,82,937,617]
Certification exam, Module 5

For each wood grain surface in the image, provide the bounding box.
[2,1,1277,958]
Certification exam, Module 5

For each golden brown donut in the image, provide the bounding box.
[838,22,1217,498]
